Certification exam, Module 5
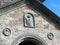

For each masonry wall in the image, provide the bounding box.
[0,4,60,45]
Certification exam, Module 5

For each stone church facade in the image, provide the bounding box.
[0,0,60,45]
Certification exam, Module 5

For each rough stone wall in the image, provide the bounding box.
[0,0,20,8]
[0,4,60,45]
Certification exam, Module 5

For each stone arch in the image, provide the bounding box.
[11,33,47,45]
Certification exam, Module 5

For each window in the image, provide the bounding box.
[24,13,35,28]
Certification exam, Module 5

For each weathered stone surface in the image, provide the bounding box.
[0,0,21,8]
[0,3,60,45]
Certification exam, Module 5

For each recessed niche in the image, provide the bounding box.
[19,37,42,45]
[24,13,35,28]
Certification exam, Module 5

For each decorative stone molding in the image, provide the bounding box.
[11,33,47,45]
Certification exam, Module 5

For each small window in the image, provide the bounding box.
[23,13,35,28]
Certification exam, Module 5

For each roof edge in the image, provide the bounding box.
[25,0,60,30]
